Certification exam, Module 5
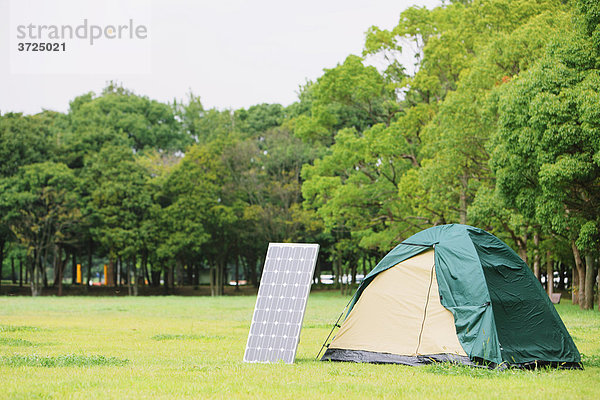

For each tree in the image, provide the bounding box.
[0,111,57,279]
[175,92,236,145]
[234,103,285,137]
[159,141,225,294]
[64,83,191,165]
[85,145,153,295]
[292,55,398,145]
[0,162,80,296]
[491,0,600,309]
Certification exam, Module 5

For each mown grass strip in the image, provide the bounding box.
[0,337,34,346]
[425,362,504,378]
[0,354,128,367]
[0,325,42,332]
[151,333,223,341]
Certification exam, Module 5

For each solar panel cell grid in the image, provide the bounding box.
[244,243,319,364]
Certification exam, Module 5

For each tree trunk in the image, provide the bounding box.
[86,238,93,290]
[217,260,224,296]
[571,241,586,309]
[57,249,69,296]
[151,264,161,287]
[29,257,34,296]
[533,233,540,281]
[361,257,367,281]
[584,255,595,310]
[52,246,59,287]
[117,257,122,286]
[127,258,132,296]
[106,258,115,286]
[57,247,64,296]
[41,249,48,287]
[11,256,16,284]
[176,261,182,287]
[217,263,222,296]
[336,257,345,295]
[597,267,599,312]
[248,255,258,287]
[30,252,43,296]
[517,233,528,264]
[19,257,23,287]
[0,241,3,287]
[314,257,321,284]
[546,250,553,296]
[194,264,200,287]
[30,264,37,296]
[170,264,175,289]
[72,252,77,285]
[163,267,171,294]
[558,262,566,290]
[141,251,149,286]
[132,256,138,296]
[234,256,240,291]
[572,267,578,304]
[257,256,264,285]
[210,265,215,296]
[184,262,191,286]
[216,255,227,296]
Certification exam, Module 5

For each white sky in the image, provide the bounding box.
[1,0,441,115]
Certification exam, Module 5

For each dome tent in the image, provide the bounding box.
[321,224,582,369]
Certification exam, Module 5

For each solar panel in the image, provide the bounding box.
[244,243,320,364]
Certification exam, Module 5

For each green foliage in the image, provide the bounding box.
[292,55,398,144]
[1,0,599,299]
[67,84,191,154]
[234,103,285,137]
[491,3,600,252]
[0,161,80,251]
[0,112,57,177]
[303,0,568,260]
[86,146,152,259]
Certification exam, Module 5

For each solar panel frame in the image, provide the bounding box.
[244,243,320,364]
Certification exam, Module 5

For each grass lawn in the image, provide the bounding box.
[0,292,599,399]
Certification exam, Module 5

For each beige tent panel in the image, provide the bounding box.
[329,249,466,356]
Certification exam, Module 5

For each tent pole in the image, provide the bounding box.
[315,296,354,361]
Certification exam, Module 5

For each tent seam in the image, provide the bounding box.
[415,261,435,355]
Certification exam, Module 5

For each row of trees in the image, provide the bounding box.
[0,85,325,296]
[1,0,598,309]
[299,0,599,309]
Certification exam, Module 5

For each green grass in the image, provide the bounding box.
[0,337,34,346]
[0,293,599,399]
[0,324,43,332]
[151,333,223,341]
[0,354,128,367]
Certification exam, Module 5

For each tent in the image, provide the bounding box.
[321,224,582,369]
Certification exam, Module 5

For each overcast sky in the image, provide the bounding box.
[1,0,440,115]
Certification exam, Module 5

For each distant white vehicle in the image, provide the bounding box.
[319,274,364,284]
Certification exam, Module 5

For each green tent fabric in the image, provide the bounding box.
[334,224,581,368]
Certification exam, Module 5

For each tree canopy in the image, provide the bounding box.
[1,0,598,308]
